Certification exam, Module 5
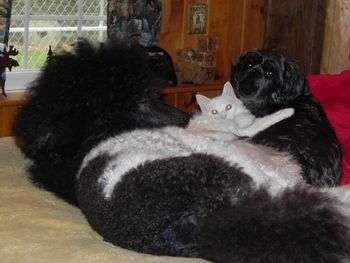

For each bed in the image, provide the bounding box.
[0,137,206,263]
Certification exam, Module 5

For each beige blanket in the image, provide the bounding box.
[0,137,207,263]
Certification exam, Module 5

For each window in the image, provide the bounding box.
[6,0,107,92]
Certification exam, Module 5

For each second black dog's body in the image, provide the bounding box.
[231,50,342,186]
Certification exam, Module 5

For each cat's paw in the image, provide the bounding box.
[277,108,295,118]
[283,108,295,116]
[227,125,241,137]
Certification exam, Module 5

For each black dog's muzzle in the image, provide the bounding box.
[234,67,264,98]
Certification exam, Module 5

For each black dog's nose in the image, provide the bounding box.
[237,83,256,97]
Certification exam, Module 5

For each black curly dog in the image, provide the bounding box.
[231,49,342,186]
[13,40,189,205]
[13,41,349,263]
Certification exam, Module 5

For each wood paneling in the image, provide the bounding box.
[264,0,327,75]
[241,0,267,51]
[159,0,267,81]
[161,84,222,112]
[0,93,25,137]
[321,0,350,74]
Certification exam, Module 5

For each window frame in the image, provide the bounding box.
[7,0,107,92]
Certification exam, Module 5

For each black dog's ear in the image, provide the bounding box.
[144,46,178,87]
[283,61,309,97]
[284,62,294,80]
[272,61,309,104]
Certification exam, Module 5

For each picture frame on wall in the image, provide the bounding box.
[188,4,207,34]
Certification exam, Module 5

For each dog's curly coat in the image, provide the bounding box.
[13,41,350,263]
[231,49,342,187]
[13,40,189,205]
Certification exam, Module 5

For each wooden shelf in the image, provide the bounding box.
[0,92,26,137]
[0,84,223,137]
[0,92,26,107]
[161,82,223,94]
[161,83,223,113]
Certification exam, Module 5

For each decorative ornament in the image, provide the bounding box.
[0,45,19,97]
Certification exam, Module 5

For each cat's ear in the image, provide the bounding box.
[222,81,236,98]
[195,94,210,112]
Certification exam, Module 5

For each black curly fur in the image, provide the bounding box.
[231,49,342,187]
[198,186,350,263]
[13,40,189,205]
[77,151,350,262]
[77,153,253,257]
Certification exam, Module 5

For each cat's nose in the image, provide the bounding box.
[219,112,226,119]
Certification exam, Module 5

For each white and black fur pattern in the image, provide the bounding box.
[77,121,350,262]
[77,112,350,262]
[13,41,350,263]
[78,118,302,199]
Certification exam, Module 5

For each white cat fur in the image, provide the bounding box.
[78,82,300,201]
[194,81,294,138]
[79,122,302,200]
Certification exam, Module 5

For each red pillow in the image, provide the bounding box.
[307,70,350,185]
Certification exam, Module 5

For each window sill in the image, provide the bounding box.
[5,70,41,92]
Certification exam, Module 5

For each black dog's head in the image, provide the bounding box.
[231,49,310,116]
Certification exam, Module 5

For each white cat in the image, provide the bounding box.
[189,81,294,139]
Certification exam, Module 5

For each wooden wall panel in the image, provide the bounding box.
[158,0,185,61]
[0,106,20,137]
[321,0,350,74]
[159,0,267,82]
[225,0,245,76]
[207,0,231,79]
[241,0,267,51]
[0,93,25,137]
[264,0,327,75]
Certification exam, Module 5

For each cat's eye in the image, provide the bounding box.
[211,109,218,115]
[225,104,232,111]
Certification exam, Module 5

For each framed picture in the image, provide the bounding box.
[188,4,207,34]
[197,36,218,52]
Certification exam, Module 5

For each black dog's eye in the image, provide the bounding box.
[265,70,274,78]
[242,61,253,70]
[263,64,275,78]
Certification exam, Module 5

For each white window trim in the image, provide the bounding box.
[6,0,106,93]
[6,70,41,92]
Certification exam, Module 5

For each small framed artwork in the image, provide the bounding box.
[197,36,208,52]
[207,36,218,51]
[197,36,218,52]
[202,52,217,68]
[188,4,207,34]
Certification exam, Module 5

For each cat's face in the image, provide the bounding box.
[199,96,237,119]
[196,81,247,120]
